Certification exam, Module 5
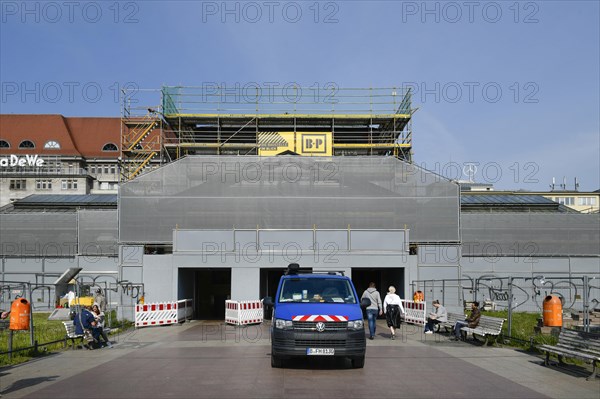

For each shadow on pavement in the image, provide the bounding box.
[1,375,59,395]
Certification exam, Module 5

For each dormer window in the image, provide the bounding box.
[102,143,118,152]
[19,140,35,149]
[0,140,9,148]
[44,140,61,149]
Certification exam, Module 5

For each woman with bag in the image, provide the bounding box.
[91,303,112,348]
[383,286,405,340]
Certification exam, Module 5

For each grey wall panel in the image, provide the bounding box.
[143,255,174,303]
[231,268,260,301]
[462,213,600,257]
[418,245,460,265]
[316,230,348,251]
[259,230,314,251]
[175,230,234,252]
[4,258,43,273]
[77,256,119,272]
[122,266,143,285]
[418,266,458,281]
[351,230,406,251]
[121,246,144,265]
[531,258,570,274]
[570,258,600,274]
[42,258,78,273]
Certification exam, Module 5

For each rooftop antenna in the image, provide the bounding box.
[549,177,555,191]
[560,176,566,190]
[574,177,579,191]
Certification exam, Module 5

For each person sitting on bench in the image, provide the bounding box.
[453,301,480,341]
[424,300,447,334]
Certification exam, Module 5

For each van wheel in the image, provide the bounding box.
[271,354,283,368]
[351,356,365,368]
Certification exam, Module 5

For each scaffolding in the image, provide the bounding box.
[120,86,414,181]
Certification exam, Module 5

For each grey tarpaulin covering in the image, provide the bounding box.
[461,213,600,256]
[0,210,118,256]
[0,213,77,256]
[78,210,118,256]
[119,156,461,244]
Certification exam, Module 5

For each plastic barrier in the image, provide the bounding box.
[135,299,193,328]
[400,300,426,325]
[225,300,263,325]
[9,298,31,330]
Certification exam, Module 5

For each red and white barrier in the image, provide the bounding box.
[135,299,193,328]
[401,300,427,325]
[225,300,263,325]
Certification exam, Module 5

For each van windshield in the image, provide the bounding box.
[279,278,357,304]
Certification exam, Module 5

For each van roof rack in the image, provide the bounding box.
[285,264,345,276]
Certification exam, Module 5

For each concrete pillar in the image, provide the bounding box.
[231,268,260,301]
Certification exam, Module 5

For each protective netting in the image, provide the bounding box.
[0,210,118,256]
[0,213,77,256]
[119,156,460,243]
[78,210,118,255]
[461,213,600,256]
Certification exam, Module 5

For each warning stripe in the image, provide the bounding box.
[292,315,348,322]
[258,132,288,146]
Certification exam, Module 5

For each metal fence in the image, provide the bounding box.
[411,274,600,337]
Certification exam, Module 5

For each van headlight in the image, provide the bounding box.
[275,319,293,330]
[347,320,364,330]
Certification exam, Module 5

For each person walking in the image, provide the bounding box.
[93,288,106,312]
[424,300,448,334]
[383,286,405,340]
[361,282,383,340]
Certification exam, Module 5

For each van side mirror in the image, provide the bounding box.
[263,297,274,307]
[360,298,371,308]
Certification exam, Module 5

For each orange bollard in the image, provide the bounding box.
[542,295,563,327]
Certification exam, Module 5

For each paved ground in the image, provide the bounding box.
[1,320,598,398]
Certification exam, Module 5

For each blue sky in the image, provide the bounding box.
[1,1,599,191]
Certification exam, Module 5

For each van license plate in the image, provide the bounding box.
[307,348,335,355]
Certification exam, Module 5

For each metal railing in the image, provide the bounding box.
[411,274,600,337]
[160,86,413,117]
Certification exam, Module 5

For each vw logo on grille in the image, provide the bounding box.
[315,322,326,332]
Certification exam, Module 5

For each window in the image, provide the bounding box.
[579,197,597,206]
[102,143,118,152]
[90,166,96,174]
[44,140,61,149]
[61,179,78,190]
[557,197,575,205]
[9,179,26,190]
[36,180,52,190]
[19,140,35,149]
[104,165,109,174]
[0,140,9,148]
[110,165,116,175]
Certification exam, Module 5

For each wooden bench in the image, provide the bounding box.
[460,315,506,346]
[539,329,600,380]
[63,321,84,349]
[438,312,465,333]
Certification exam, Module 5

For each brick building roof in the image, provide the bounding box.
[0,114,122,158]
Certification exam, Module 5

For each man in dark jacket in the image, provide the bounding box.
[73,307,99,348]
[453,301,481,341]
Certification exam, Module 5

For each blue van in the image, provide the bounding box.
[263,264,370,368]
